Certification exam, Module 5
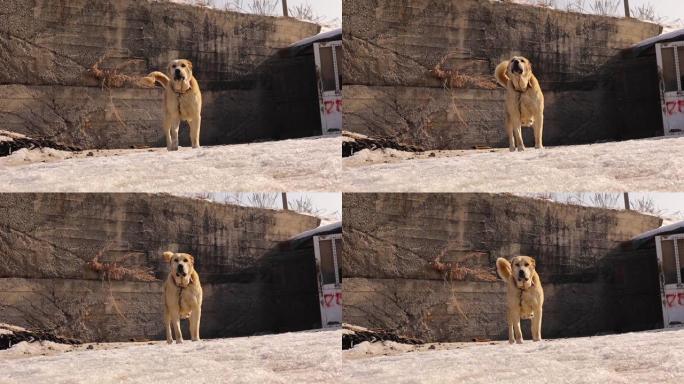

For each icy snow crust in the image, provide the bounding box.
[0,330,342,384]
[0,136,342,192]
[343,136,684,192]
[3,327,684,383]
[344,327,684,383]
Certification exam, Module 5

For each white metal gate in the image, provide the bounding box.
[313,41,342,135]
[656,234,684,327]
[313,234,342,327]
[656,42,684,135]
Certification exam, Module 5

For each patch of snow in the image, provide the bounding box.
[0,136,341,192]
[0,323,27,333]
[344,327,684,383]
[4,341,73,355]
[662,19,684,34]
[343,136,684,192]
[0,330,342,384]
[1,148,74,165]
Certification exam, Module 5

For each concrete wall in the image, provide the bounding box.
[0,0,320,149]
[343,0,662,150]
[342,193,662,342]
[0,194,320,342]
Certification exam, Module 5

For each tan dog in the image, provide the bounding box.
[142,60,202,151]
[496,256,544,344]
[162,251,203,344]
[495,56,545,152]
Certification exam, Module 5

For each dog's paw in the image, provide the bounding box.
[166,340,173,345]
[516,339,523,344]
[176,340,183,344]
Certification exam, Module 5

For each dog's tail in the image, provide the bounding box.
[496,257,512,280]
[494,61,510,87]
[140,71,170,89]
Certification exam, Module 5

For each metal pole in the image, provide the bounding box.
[623,192,630,210]
[624,0,630,18]
[282,192,288,210]
[282,0,289,17]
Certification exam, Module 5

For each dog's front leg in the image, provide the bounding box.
[514,125,525,152]
[164,116,180,151]
[532,308,543,341]
[164,311,173,344]
[190,308,201,341]
[172,316,184,344]
[189,117,201,149]
[513,319,524,344]
[534,112,544,149]
[505,115,516,152]
[508,322,516,344]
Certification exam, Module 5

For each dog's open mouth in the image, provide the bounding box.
[511,62,524,74]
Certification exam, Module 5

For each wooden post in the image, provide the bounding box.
[624,192,630,210]
[282,192,288,210]
[624,0,630,18]
[282,0,288,17]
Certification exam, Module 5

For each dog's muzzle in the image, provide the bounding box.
[511,60,523,74]
[176,265,187,277]
[518,270,528,281]
[174,69,184,81]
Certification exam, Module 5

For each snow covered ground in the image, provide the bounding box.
[344,327,684,383]
[4,323,684,383]
[0,136,341,192]
[0,330,342,384]
[343,136,684,192]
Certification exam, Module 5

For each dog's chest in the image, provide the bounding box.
[517,93,537,122]
[519,289,539,314]
[175,94,193,119]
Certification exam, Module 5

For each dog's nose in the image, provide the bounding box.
[518,270,526,279]
[176,265,184,273]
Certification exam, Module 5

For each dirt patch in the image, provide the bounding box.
[0,324,81,350]
[342,131,425,157]
[342,324,424,350]
[0,130,80,157]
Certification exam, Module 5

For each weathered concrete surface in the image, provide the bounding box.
[342,193,662,342]
[0,194,320,341]
[0,0,320,149]
[342,0,662,149]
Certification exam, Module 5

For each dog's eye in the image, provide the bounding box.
[183,258,188,262]
[524,263,529,267]
[515,263,520,267]
[181,64,186,68]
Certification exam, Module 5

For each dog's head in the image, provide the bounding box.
[507,56,533,88]
[510,255,536,289]
[163,251,195,286]
[167,59,193,93]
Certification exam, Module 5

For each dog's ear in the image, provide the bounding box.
[163,251,174,263]
[187,254,195,265]
[530,257,536,269]
[185,60,193,71]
